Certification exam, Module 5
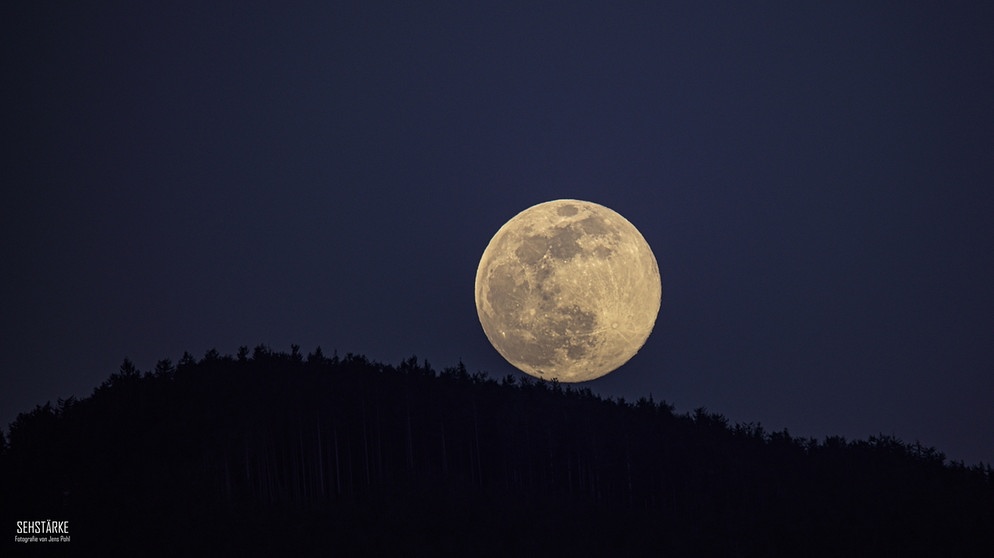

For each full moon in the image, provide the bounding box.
[475,199,661,382]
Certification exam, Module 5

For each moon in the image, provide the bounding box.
[475,199,661,382]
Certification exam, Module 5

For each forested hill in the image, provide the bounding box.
[2,346,992,556]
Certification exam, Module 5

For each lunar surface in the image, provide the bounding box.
[475,199,661,382]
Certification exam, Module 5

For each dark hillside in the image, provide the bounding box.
[2,346,992,556]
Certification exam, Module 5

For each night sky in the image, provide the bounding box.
[4,2,993,466]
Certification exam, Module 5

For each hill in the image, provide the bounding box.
[2,346,992,556]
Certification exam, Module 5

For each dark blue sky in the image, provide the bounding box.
[4,2,993,465]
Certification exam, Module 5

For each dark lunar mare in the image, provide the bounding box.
[489,221,612,374]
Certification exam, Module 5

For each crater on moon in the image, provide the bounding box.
[475,199,662,382]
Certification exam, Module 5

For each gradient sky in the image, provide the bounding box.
[4,2,993,465]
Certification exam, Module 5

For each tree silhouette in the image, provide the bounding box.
[1,347,991,556]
